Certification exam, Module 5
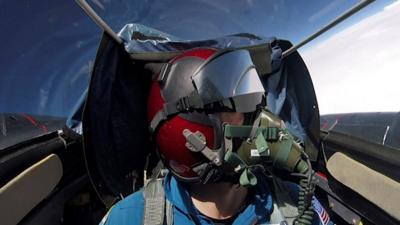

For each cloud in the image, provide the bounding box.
[308,0,344,23]
[300,2,400,115]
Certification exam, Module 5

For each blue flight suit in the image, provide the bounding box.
[100,173,332,225]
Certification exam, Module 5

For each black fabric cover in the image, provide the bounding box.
[83,33,152,200]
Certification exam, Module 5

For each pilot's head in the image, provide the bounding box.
[147,48,265,184]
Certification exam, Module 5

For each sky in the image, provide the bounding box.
[0,0,398,117]
[300,1,400,115]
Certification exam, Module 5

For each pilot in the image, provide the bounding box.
[100,48,332,225]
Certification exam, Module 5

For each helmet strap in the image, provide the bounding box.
[149,92,205,134]
[183,129,224,166]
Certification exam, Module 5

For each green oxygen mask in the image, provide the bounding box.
[223,109,309,186]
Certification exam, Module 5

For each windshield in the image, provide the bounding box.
[88,0,364,43]
[0,1,398,134]
[0,0,101,117]
[298,1,400,150]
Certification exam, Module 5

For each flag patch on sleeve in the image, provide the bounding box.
[312,197,332,225]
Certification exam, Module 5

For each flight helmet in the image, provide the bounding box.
[147,48,265,183]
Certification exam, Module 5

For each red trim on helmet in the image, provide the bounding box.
[171,48,216,63]
[156,115,214,178]
[147,48,218,180]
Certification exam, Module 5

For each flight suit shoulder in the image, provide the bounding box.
[99,190,145,225]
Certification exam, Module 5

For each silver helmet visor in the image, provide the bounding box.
[192,50,265,113]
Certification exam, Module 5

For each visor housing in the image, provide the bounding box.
[192,50,265,113]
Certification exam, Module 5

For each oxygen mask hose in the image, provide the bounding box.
[294,154,316,225]
[264,113,315,225]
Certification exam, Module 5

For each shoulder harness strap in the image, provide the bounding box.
[142,178,173,225]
